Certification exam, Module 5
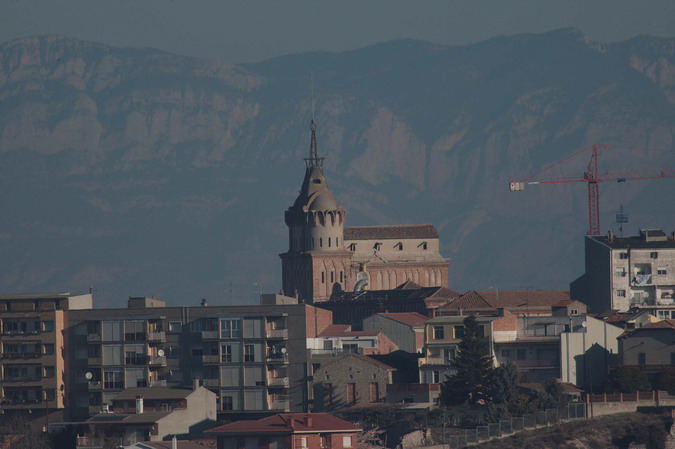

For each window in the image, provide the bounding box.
[617,290,626,297]
[369,382,380,402]
[343,436,353,448]
[124,320,146,341]
[347,383,356,405]
[432,371,440,383]
[348,243,356,251]
[570,309,579,316]
[340,271,344,283]
[501,349,511,358]
[330,271,334,283]
[650,252,659,259]
[168,346,182,358]
[299,437,308,448]
[43,344,55,355]
[244,344,255,362]
[169,321,182,333]
[321,434,331,448]
[374,242,382,251]
[220,319,241,339]
[433,326,444,340]
[443,348,455,362]
[395,242,403,251]
[658,268,667,275]
[615,268,626,277]
[321,272,325,284]
[222,345,232,362]
[638,352,646,366]
[328,237,332,248]
[320,238,323,247]
[619,252,629,260]
[222,395,234,411]
[453,326,465,339]
[419,242,428,250]
[517,349,526,360]
[43,320,55,332]
[323,383,333,406]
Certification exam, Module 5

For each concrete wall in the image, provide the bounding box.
[362,314,418,353]
[156,387,217,440]
[560,317,622,388]
[620,328,675,366]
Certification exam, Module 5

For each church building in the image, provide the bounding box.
[280,121,449,304]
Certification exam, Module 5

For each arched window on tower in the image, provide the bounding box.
[320,238,323,248]
[328,238,332,248]
[321,272,325,284]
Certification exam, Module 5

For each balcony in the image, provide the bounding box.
[1,352,41,360]
[125,355,149,365]
[149,379,167,387]
[309,348,363,357]
[267,329,288,339]
[202,355,220,364]
[269,400,290,411]
[267,377,290,388]
[148,331,166,342]
[419,356,451,366]
[0,398,43,408]
[88,381,102,391]
[86,334,101,342]
[201,330,219,340]
[87,357,102,366]
[266,353,289,364]
[203,379,220,388]
[149,355,167,367]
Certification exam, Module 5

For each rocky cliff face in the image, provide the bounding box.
[1,30,674,306]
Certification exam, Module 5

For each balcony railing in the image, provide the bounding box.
[266,353,289,364]
[149,355,167,366]
[86,334,101,342]
[1,352,40,360]
[419,357,452,366]
[267,376,290,388]
[203,379,220,387]
[148,331,166,342]
[267,329,288,339]
[309,348,363,356]
[149,379,167,387]
[201,330,219,339]
[269,400,290,411]
[202,355,220,364]
[88,381,102,391]
[125,355,149,365]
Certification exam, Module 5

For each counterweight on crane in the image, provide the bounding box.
[509,144,675,235]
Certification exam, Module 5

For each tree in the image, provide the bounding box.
[654,367,675,394]
[439,315,493,406]
[603,366,651,393]
[490,361,519,404]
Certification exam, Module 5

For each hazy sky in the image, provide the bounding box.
[2,0,674,62]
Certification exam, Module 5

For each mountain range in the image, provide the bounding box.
[1,28,674,307]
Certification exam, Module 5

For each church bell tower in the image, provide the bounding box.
[280,121,352,303]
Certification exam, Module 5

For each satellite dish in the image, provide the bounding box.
[643,291,650,300]
[581,321,587,328]
[85,372,93,380]
[280,347,287,354]
[157,349,165,357]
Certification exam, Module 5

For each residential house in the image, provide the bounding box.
[206,413,362,449]
[362,312,429,353]
[307,324,399,356]
[618,320,675,374]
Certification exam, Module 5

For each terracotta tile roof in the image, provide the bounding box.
[643,320,675,329]
[378,312,430,327]
[444,291,494,310]
[133,441,207,449]
[344,224,439,240]
[206,413,361,435]
[477,290,571,308]
[329,286,459,304]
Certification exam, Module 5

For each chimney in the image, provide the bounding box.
[201,298,208,307]
[305,415,313,427]
[172,435,178,449]
[608,230,614,242]
[135,396,144,414]
[193,377,201,390]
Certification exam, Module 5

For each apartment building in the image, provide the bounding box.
[0,292,92,429]
[65,294,332,421]
[571,229,675,315]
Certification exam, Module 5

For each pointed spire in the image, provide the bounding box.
[305,120,324,168]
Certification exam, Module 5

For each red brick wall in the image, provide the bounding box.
[305,305,334,338]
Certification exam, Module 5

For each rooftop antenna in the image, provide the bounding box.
[311,71,315,122]
[616,204,629,237]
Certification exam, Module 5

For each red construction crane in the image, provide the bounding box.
[509,144,675,235]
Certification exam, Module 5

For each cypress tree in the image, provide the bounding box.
[439,315,493,406]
